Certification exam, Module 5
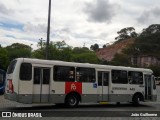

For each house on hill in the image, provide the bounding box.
[131,55,160,67]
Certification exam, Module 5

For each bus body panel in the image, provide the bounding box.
[5,59,22,101]
[81,83,97,103]
[110,83,130,102]
[49,82,65,103]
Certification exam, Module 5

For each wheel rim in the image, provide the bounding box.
[137,97,140,103]
[69,96,77,106]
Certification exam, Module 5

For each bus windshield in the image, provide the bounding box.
[7,60,17,74]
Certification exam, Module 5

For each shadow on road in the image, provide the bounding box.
[2,103,151,111]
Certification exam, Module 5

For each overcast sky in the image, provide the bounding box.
[0,0,160,49]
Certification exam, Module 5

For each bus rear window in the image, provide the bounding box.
[7,60,17,74]
[20,63,32,80]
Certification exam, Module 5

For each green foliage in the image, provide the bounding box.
[54,40,67,49]
[6,43,31,61]
[37,38,45,50]
[0,47,9,70]
[148,65,160,76]
[115,27,137,42]
[71,47,100,64]
[32,48,45,59]
[2,24,160,71]
[103,44,107,48]
[73,47,89,54]
[141,24,160,36]
[110,53,131,66]
[32,41,100,64]
[123,24,160,57]
[72,51,100,64]
[90,43,99,51]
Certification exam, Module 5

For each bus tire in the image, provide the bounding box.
[116,102,120,105]
[133,94,140,105]
[65,94,79,107]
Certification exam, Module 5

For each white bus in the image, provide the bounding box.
[4,58,157,107]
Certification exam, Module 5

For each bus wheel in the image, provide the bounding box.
[133,95,140,105]
[65,94,79,107]
[116,102,120,105]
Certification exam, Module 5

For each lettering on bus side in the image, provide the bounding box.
[112,87,127,90]
[130,88,135,91]
[65,82,82,94]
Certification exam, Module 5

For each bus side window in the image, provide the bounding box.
[54,66,75,82]
[34,68,41,84]
[112,70,128,84]
[20,63,32,81]
[98,71,102,86]
[76,67,95,83]
[128,71,143,84]
[43,69,50,84]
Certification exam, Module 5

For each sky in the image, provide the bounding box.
[0,0,160,50]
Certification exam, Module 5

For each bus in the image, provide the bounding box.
[4,58,157,107]
[0,69,6,94]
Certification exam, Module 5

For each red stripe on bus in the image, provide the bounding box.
[65,82,82,94]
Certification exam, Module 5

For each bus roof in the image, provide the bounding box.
[15,58,153,73]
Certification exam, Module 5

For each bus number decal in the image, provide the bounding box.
[71,83,76,90]
[65,82,82,94]
[130,88,135,91]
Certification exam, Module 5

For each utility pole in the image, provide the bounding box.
[46,0,51,59]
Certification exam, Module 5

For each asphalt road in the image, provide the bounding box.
[0,86,160,119]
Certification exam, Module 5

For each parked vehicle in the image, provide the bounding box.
[0,69,6,94]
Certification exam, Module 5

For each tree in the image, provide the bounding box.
[54,40,67,49]
[90,43,99,51]
[111,53,131,66]
[135,24,160,56]
[37,38,45,50]
[6,43,32,61]
[141,24,160,37]
[115,27,137,41]
[58,47,73,61]
[32,48,45,59]
[73,47,89,54]
[0,47,9,70]
[148,65,160,77]
[72,52,100,64]
[103,44,107,48]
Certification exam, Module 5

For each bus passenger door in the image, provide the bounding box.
[144,75,152,100]
[97,71,109,102]
[33,67,50,103]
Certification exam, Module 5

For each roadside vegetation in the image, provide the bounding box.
[0,24,160,75]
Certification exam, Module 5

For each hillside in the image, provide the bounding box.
[96,38,135,61]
